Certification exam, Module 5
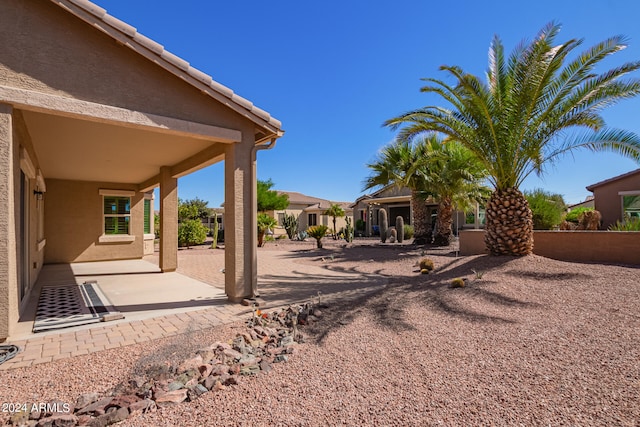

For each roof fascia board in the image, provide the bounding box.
[0,85,241,143]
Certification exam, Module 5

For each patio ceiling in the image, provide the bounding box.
[23,109,228,185]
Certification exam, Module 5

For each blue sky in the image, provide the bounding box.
[92,0,640,207]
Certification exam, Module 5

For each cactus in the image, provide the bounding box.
[344,217,354,243]
[396,216,404,243]
[451,277,466,288]
[379,208,388,243]
[211,211,219,249]
[389,228,397,243]
[419,257,434,271]
[282,212,298,239]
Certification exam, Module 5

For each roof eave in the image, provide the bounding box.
[54,0,283,138]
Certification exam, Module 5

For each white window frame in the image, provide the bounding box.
[99,189,135,243]
[619,190,640,219]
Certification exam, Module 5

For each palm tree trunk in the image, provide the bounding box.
[411,189,429,244]
[484,188,534,256]
[433,197,454,246]
[333,217,337,240]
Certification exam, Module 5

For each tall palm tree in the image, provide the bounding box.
[418,135,489,246]
[363,140,431,243]
[386,22,640,255]
[323,203,345,239]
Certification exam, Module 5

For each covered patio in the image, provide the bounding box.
[0,0,283,342]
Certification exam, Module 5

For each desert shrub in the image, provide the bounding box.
[564,207,594,224]
[525,189,566,229]
[355,219,366,232]
[451,278,466,288]
[419,258,434,271]
[178,219,208,248]
[608,215,640,231]
[403,224,414,240]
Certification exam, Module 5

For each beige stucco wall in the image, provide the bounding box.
[272,206,352,237]
[44,179,145,263]
[591,173,640,229]
[0,0,251,133]
[460,229,640,265]
[0,105,15,341]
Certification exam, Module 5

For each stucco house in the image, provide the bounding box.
[269,191,353,237]
[586,168,640,229]
[352,185,485,237]
[0,0,283,341]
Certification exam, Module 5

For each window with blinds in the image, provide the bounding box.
[104,196,131,235]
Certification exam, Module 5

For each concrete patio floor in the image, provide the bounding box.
[9,259,230,342]
[1,246,384,370]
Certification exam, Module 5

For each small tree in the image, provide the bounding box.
[323,203,345,240]
[178,219,208,248]
[179,197,210,220]
[307,225,328,248]
[257,213,277,247]
[257,179,289,212]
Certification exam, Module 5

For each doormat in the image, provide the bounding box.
[33,281,122,333]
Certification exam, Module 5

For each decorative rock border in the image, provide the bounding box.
[7,303,321,427]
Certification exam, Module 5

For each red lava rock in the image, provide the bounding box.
[198,363,213,378]
[128,399,156,414]
[154,389,188,407]
[107,394,140,410]
[76,397,114,416]
[36,413,78,427]
[178,355,203,373]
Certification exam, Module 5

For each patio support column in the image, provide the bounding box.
[0,104,16,341]
[224,134,257,302]
[159,166,178,272]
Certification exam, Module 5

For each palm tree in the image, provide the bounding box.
[386,23,640,255]
[418,135,489,246]
[323,203,345,239]
[363,140,431,244]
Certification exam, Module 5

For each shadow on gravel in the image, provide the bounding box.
[305,254,545,344]
[505,270,593,281]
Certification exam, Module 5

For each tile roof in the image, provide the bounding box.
[278,191,352,211]
[52,0,283,134]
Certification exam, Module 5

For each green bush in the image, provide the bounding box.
[525,189,566,230]
[178,219,208,248]
[565,207,594,223]
[404,224,414,240]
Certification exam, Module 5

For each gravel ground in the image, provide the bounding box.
[2,239,639,426]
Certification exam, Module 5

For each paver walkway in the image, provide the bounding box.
[0,248,383,371]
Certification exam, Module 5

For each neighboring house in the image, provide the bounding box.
[586,168,640,229]
[352,185,484,237]
[269,191,353,237]
[566,196,595,212]
[0,0,283,341]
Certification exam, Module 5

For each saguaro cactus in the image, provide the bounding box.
[396,216,404,243]
[379,208,388,243]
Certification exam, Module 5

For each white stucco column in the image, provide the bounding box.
[159,166,178,272]
[0,104,16,341]
[224,134,257,302]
